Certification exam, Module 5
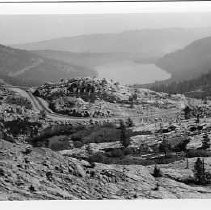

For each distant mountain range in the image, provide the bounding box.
[156,36,211,81]
[31,50,157,69]
[0,44,96,86]
[12,28,211,58]
[3,28,211,87]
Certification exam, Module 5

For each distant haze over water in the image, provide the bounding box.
[95,61,171,85]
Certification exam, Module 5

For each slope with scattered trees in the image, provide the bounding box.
[147,70,211,98]
[0,44,96,87]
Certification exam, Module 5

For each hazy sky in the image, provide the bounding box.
[1,13,211,45]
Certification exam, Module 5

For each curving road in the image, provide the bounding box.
[6,85,180,123]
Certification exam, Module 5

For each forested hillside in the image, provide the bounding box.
[147,70,211,98]
[157,36,211,81]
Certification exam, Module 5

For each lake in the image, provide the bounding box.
[95,60,171,85]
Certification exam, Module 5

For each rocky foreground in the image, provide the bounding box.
[1,79,211,200]
[1,139,211,200]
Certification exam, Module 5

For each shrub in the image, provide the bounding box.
[173,139,190,152]
[46,171,53,181]
[71,135,82,142]
[109,148,124,158]
[22,147,32,155]
[152,165,162,177]
[159,139,171,157]
[183,106,191,120]
[39,110,46,119]
[187,149,211,158]
[74,141,83,148]
[5,95,32,109]
[50,140,69,151]
[89,152,107,163]
[153,183,160,191]
[29,185,36,192]
[86,145,96,167]
[124,147,137,155]
[102,122,116,128]
[0,168,5,176]
[4,118,42,137]
[133,130,152,135]
[83,127,120,144]
[126,118,134,127]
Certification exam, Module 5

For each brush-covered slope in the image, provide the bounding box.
[0,44,96,87]
[156,36,211,81]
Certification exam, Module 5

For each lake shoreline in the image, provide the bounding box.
[95,60,171,85]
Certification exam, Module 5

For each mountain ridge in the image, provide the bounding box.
[0,44,96,86]
[12,28,211,58]
[156,35,211,81]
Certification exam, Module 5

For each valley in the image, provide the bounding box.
[1,77,211,199]
[1,17,211,201]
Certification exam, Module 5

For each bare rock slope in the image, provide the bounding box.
[1,139,211,200]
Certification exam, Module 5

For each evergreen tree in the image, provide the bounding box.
[159,137,171,157]
[152,165,162,177]
[129,95,134,108]
[202,134,210,150]
[194,158,206,185]
[184,106,191,120]
[119,120,130,148]
[86,144,95,168]
[196,113,200,124]
[39,110,46,119]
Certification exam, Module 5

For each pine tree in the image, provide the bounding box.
[184,106,191,120]
[39,110,46,119]
[194,158,206,185]
[86,144,95,168]
[129,95,134,108]
[152,165,162,177]
[196,113,200,124]
[159,137,171,157]
[202,134,210,150]
[186,158,189,169]
[119,120,130,148]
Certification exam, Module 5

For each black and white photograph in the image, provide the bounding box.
[1,0,211,203]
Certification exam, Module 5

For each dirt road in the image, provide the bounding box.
[6,85,179,123]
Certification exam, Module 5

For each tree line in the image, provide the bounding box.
[143,70,211,99]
